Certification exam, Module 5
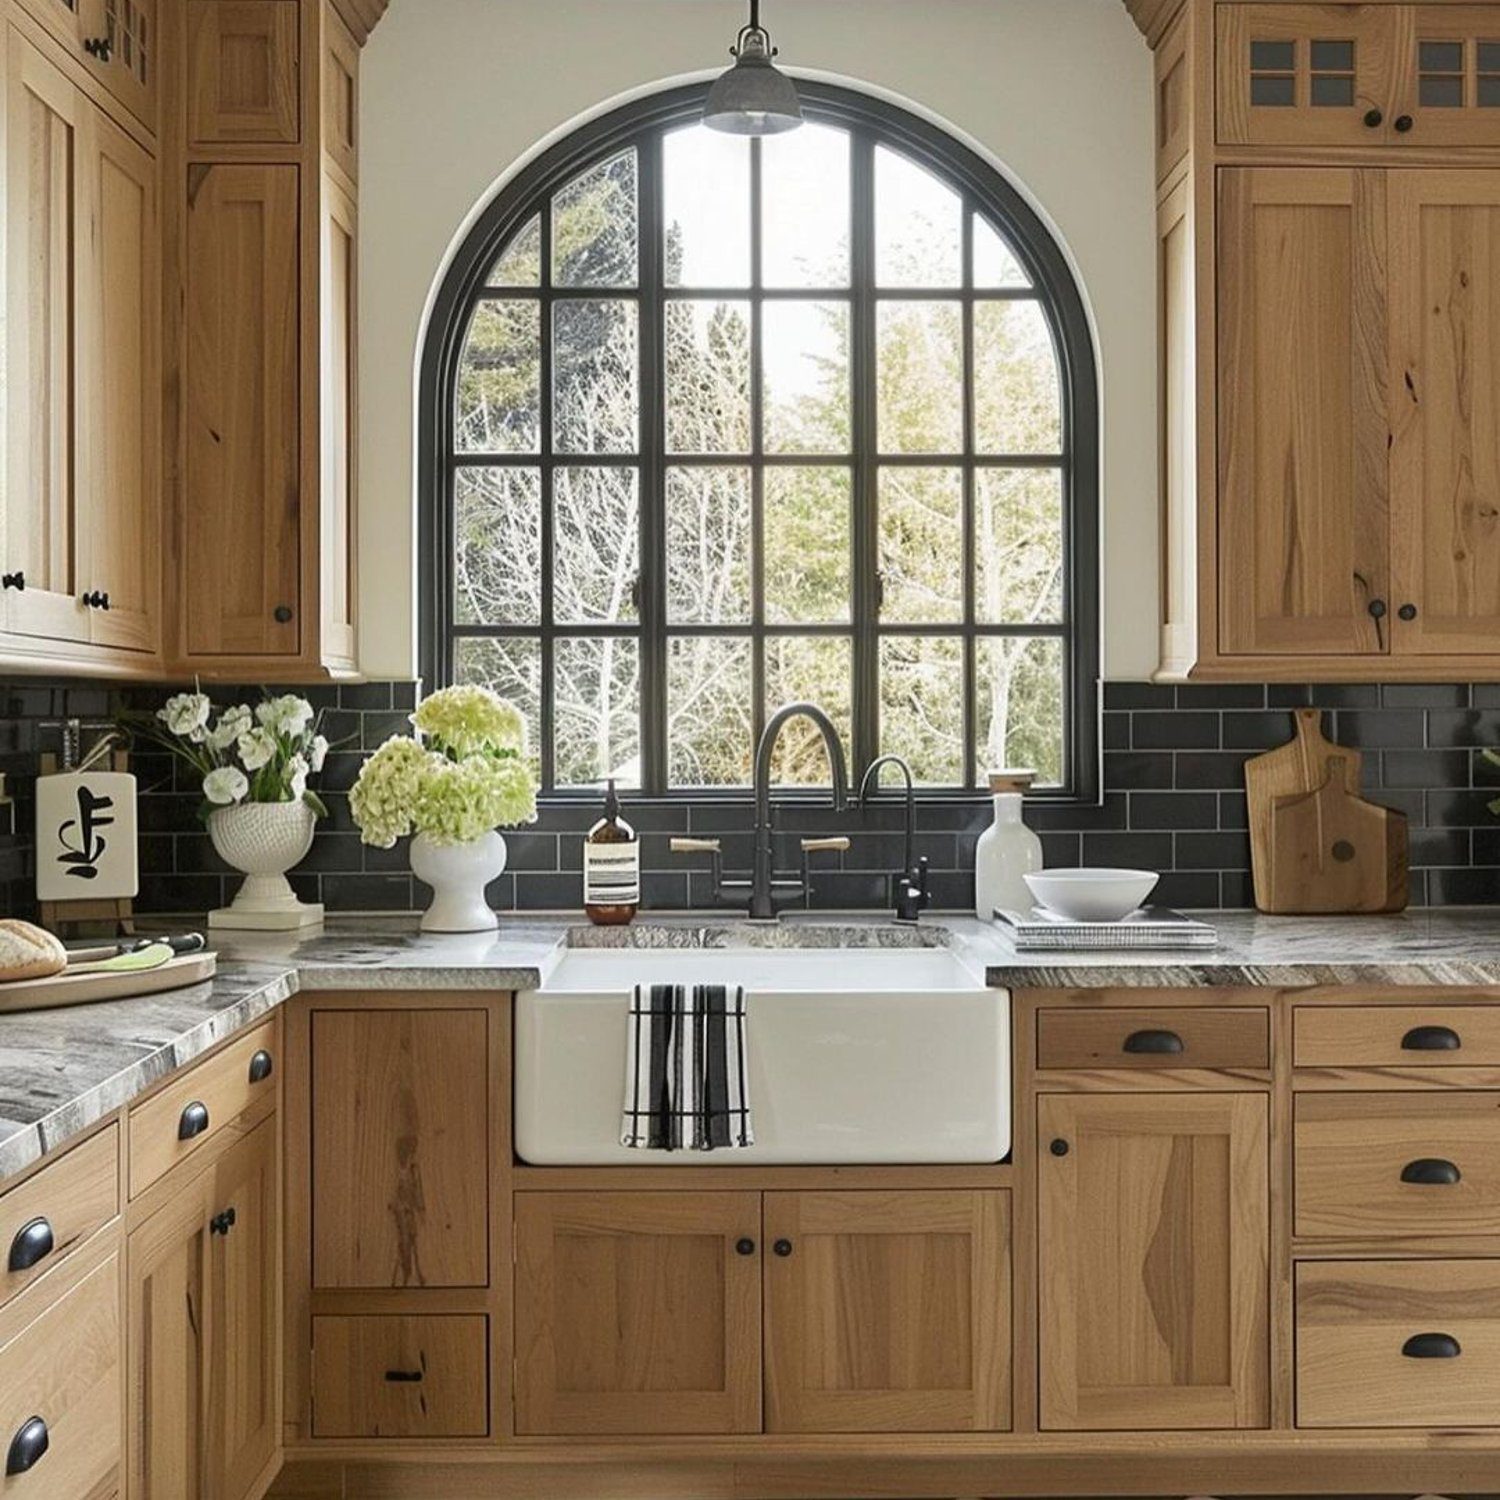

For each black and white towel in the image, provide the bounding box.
[621,984,753,1151]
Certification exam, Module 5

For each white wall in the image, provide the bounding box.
[357,0,1158,680]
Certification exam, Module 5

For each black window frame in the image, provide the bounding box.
[419,80,1100,803]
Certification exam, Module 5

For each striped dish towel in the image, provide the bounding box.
[621,984,753,1151]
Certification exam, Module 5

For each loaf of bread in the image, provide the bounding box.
[0,920,68,983]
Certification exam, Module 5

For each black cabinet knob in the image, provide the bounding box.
[1123,1029,1185,1056]
[1364,108,1384,128]
[178,1101,210,1140]
[248,1050,274,1084]
[1398,603,1418,622]
[7,1218,54,1274]
[5,1417,47,1476]
[81,590,111,611]
[735,1237,756,1256]
[82,35,112,61]
[210,1207,237,1237]
[772,1238,793,1257]
[1050,1138,1070,1157]
[273,604,294,624]
[1368,599,1387,619]
[1,572,23,591]
[1395,114,1414,133]
[1402,1332,1461,1359]
[1402,1024,1461,1052]
[1401,1157,1461,1186]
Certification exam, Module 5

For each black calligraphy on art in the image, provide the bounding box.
[56,786,115,881]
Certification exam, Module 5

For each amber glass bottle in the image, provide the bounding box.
[583,780,640,925]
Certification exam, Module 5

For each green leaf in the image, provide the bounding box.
[303,790,329,819]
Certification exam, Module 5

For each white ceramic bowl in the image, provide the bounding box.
[1023,868,1160,923]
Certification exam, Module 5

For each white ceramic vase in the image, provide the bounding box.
[207,801,324,930]
[409,830,507,933]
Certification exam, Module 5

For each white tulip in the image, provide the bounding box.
[203,766,249,806]
[205,705,252,753]
[237,727,277,771]
[256,695,315,736]
[309,734,329,772]
[158,692,211,738]
[288,754,310,801]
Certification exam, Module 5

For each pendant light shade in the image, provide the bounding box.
[703,0,803,136]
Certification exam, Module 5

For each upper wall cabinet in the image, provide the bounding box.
[15,0,157,134]
[187,0,300,146]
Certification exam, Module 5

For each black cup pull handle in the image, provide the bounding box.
[248,1050,274,1084]
[1401,1157,1461,1186]
[178,1101,210,1140]
[384,1369,423,1383]
[1402,1024,1461,1052]
[1402,1332,1461,1360]
[1123,1028,1185,1056]
[7,1217,55,1274]
[5,1416,48,1476]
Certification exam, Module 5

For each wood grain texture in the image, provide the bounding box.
[310,1008,488,1289]
[1297,1258,1500,1426]
[1037,1006,1270,1070]
[320,0,357,185]
[1038,1091,1270,1431]
[319,162,357,668]
[1394,7,1500,149]
[188,1,301,145]
[762,1189,1010,1434]
[311,1315,487,1438]
[1218,167,1390,657]
[514,1192,761,1437]
[1123,0,1185,47]
[1295,1002,1500,1066]
[326,0,386,47]
[1295,1089,1500,1236]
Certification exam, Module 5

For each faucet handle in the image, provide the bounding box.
[670,838,721,855]
[799,837,850,855]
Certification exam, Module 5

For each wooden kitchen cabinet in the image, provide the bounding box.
[13,0,157,134]
[187,1,300,145]
[514,1191,763,1436]
[1037,1091,1270,1430]
[763,1189,1011,1434]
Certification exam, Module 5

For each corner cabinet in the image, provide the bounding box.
[1149,0,1500,680]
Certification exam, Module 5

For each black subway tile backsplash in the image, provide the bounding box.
[0,679,1497,917]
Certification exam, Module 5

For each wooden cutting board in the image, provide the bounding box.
[1244,708,1362,910]
[0,952,218,1014]
[1264,756,1409,914]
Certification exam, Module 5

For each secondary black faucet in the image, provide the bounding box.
[857,754,930,923]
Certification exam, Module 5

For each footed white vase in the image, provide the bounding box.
[208,802,323,930]
[410,830,507,933]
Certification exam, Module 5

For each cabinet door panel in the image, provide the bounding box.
[4,33,89,645]
[1390,6,1500,149]
[764,1189,1010,1433]
[1218,167,1390,657]
[311,1009,488,1289]
[78,101,158,654]
[1038,1092,1270,1431]
[514,1192,762,1436]
[185,163,301,658]
[320,168,356,667]
[188,0,300,145]
[1389,171,1500,654]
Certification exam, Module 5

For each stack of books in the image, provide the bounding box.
[994,907,1218,952]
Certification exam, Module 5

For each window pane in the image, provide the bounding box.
[454,467,540,625]
[455,300,540,454]
[763,301,850,454]
[878,467,963,624]
[877,301,963,454]
[666,300,751,454]
[764,637,852,786]
[765,468,852,624]
[879,636,964,786]
[667,636,753,787]
[487,215,540,287]
[1250,75,1296,106]
[1420,76,1464,107]
[553,300,638,453]
[974,301,1062,455]
[551,148,637,287]
[875,145,962,288]
[973,214,1030,289]
[1310,75,1355,107]
[554,637,640,787]
[1310,39,1354,71]
[666,466,752,624]
[663,126,750,287]
[976,468,1064,624]
[1419,40,1464,73]
[553,467,640,624]
[1250,40,1295,70]
[762,123,850,287]
[975,635,1064,787]
[453,636,541,779]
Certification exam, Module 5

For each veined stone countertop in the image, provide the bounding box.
[2,908,1500,1184]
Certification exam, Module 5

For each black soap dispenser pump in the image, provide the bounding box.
[583,780,640,926]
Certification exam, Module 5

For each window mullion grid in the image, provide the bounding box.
[538,209,557,792]
[639,131,666,796]
[850,131,879,782]
[749,135,767,760]
[962,204,978,792]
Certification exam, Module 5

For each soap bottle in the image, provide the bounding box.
[973,770,1042,921]
[583,780,640,926]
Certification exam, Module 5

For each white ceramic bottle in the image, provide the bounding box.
[973,770,1042,921]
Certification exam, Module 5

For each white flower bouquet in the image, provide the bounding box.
[351,685,538,848]
[131,690,331,822]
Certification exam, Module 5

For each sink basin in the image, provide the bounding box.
[515,947,1010,1166]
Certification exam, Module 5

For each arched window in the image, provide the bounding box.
[419,82,1098,798]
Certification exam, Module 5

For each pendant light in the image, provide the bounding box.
[703,0,803,136]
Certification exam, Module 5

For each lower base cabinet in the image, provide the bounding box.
[513,1189,1012,1437]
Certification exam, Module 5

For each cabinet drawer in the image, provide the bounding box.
[128,1020,277,1197]
[1295,1092,1500,1237]
[1296,1004,1500,1067]
[311,1315,488,1438]
[0,1251,120,1496]
[0,1125,117,1307]
[1297,1259,1500,1427]
[1037,1007,1269,1070]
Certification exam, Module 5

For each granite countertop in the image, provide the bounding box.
[3,908,1500,1184]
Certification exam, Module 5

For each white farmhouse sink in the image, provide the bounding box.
[514,947,1010,1166]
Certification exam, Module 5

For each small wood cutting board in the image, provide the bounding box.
[0,951,218,1014]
